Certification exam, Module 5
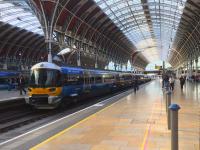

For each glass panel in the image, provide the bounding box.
[29,69,61,88]
[95,0,187,62]
[0,1,43,35]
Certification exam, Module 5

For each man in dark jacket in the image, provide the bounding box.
[179,76,185,90]
[133,77,139,93]
[18,75,26,95]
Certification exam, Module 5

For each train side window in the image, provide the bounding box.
[103,74,112,83]
[77,75,84,84]
[95,76,102,84]
[64,73,84,85]
[68,74,78,85]
[63,74,68,85]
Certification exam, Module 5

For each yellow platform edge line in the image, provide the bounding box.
[30,99,123,150]
[140,102,156,150]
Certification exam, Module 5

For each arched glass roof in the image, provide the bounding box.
[0,0,43,35]
[94,0,187,62]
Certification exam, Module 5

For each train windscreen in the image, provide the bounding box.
[29,69,61,88]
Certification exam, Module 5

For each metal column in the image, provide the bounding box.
[195,59,198,77]
[169,104,181,150]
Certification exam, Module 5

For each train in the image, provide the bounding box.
[25,62,151,109]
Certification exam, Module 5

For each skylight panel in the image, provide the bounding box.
[0,1,43,35]
[94,0,187,62]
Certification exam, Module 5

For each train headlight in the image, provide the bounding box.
[49,88,56,92]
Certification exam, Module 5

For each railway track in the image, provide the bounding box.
[0,100,50,133]
[0,111,53,133]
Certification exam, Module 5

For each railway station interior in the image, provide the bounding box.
[0,0,200,149]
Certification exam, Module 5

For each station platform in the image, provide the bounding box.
[25,79,199,150]
[0,79,199,150]
[0,89,26,103]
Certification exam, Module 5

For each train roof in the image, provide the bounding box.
[31,62,61,70]
[31,62,145,76]
[61,66,84,74]
[61,66,118,75]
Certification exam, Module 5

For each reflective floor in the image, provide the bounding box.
[30,79,200,150]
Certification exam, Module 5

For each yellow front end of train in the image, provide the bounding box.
[25,62,63,109]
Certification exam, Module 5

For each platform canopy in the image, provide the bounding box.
[93,0,200,68]
[0,0,59,68]
[0,0,200,69]
[27,0,149,69]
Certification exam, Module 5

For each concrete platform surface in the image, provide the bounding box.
[30,80,200,150]
[0,89,27,102]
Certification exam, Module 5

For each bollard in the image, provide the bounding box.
[167,91,172,130]
[169,104,181,150]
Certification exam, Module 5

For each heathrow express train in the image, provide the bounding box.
[25,62,150,109]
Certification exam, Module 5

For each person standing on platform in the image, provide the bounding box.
[133,77,139,93]
[179,76,185,90]
[169,76,175,91]
[18,75,26,95]
[7,78,12,91]
[163,74,170,90]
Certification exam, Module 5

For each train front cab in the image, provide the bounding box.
[26,68,63,109]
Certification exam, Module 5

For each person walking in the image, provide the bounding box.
[169,76,175,91]
[18,75,26,95]
[179,76,185,90]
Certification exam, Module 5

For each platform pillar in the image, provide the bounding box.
[163,61,165,74]
[95,62,98,68]
[120,64,123,71]
[21,65,25,70]
[95,54,98,68]
[167,91,172,130]
[176,69,179,78]
[189,60,192,78]
[25,66,29,70]
[114,63,117,71]
[47,37,53,63]
[165,90,170,112]
[169,104,181,150]
[77,51,81,67]
[195,59,198,77]
[186,62,189,79]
